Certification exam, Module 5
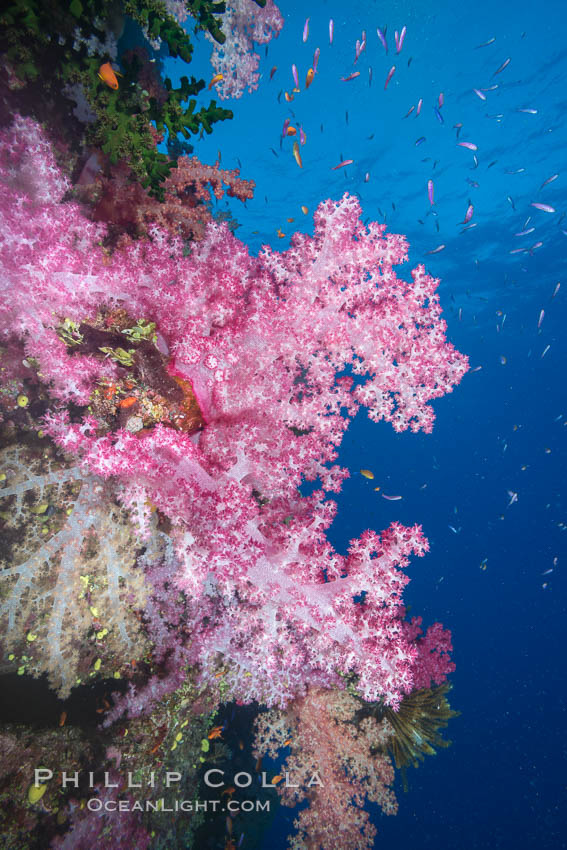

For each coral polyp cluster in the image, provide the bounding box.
[57,309,206,436]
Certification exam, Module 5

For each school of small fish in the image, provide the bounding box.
[262,15,563,566]
[268,14,561,296]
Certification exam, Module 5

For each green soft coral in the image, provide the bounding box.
[186,0,227,43]
[124,0,195,61]
[154,76,232,139]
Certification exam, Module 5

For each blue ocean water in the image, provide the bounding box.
[156,1,566,847]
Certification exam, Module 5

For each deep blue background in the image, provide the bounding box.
[157,1,567,847]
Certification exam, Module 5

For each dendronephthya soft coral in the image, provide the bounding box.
[0,116,466,712]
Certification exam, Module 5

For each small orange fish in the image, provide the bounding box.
[255,756,263,772]
[271,774,283,785]
[209,73,224,90]
[293,141,303,168]
[98,62,121,90]
[283,738,292,746]
[208,725,224,740]
[284,91,294,102]
[221,786,235,797]
[277,228,285,238]
[59,711,67,727]
[360,469,374,480]
[118,396,138,409]
[305,67,315,88]
[286,126,297,136]
[301,205,308,215]
[287,217,294,222]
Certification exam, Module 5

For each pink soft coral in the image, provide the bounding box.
[206,0,284,99]
[0,116,465,709]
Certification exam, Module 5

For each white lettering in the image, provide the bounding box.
[127,772,142,788]
[285,771,299,788]
[61,771,80,788]
[261,772,276,788]
[204,769,224,788]
[234,771,252,788]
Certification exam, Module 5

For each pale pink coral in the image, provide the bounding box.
[0,114,70,204]
[254,687,398,850]
[206,0,284,99]
[163,0,188,24]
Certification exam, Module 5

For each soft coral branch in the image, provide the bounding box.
[254,687,398,850]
